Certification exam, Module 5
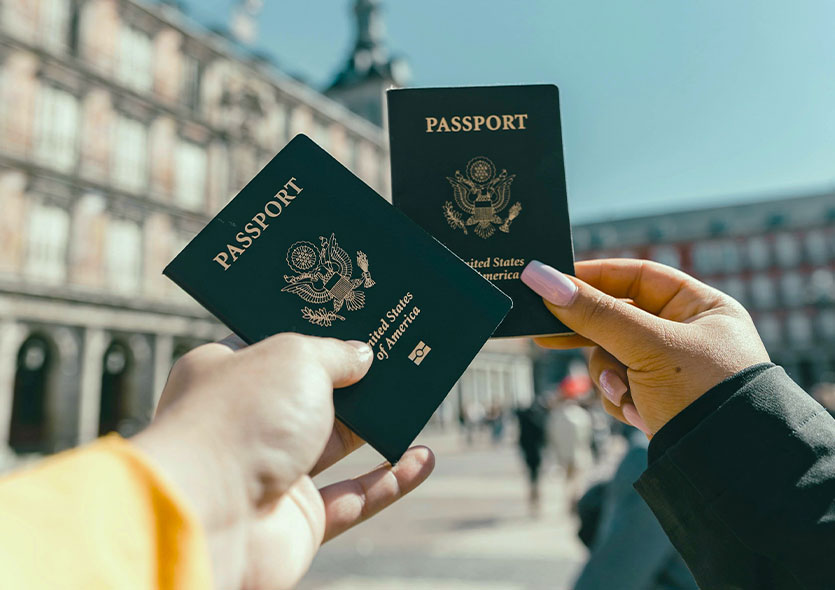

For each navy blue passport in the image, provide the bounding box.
[163,135,511,463]
[387,84,575,337]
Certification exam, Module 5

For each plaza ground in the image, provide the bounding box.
[299,428,591,590]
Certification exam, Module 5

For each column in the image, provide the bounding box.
[151,333,174,409]
[77,327,106,444]
[0,320,25,446]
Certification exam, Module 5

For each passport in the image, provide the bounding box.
[387,84,575,337]
[163,135,511,463]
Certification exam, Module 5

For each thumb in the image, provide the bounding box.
[311,338,375,388]
[521,260,669,366]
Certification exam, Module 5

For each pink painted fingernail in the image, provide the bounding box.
[599,370,627,406]
[622,403,650,436]
[521,261,578,306]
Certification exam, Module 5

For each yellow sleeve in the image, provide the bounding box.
[0,434,213,590]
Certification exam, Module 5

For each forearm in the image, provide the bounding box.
[0,435,212,590]
[637,365,835,589]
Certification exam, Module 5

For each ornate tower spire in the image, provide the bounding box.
[326,0,409,126]
[230,0,264,46]
[353,0,385,65]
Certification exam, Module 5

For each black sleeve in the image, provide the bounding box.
[635,365,835,590]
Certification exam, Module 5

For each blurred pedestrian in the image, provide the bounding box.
[517,396,549,516]
[585,401,613,461]
[573,427,698,590]
[462,400,486,446]
[523,258,835,589]
[548,379,593,504]
[486,402,506,444]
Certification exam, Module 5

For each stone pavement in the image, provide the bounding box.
[298,429,590,590]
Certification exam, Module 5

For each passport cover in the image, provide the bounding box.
[387,84,575,337]
[163,135,511,463]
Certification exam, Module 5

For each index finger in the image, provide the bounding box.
[575,259,719,320]
[320,446,435,543]
[310,421,365,476]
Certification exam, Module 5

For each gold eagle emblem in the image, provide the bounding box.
[282,233,374,327]
[444,156,521,239]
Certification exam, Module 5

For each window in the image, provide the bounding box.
[804,231,830,266]
[572,228,591,253]
[39,0,70,51]
[809,269,835,305]
[719,240,742,272]
[755,314,781,346]
[819,309,835,341]
[231,144,257,194]
[378,152,389,196]
[0,68,7,142]
[722,277,747,305]
[68,0,81,55]
[116,26,153,92]
[2,0,38,38]
[344,135,358,172]
[207,141,231,207]
[106,218,142,293]
[787,312,812,345]
[596,226,619,249]
[775,233,801,268]
[649,245,682,269]
[692,242,723,276]
[25,203,70,283]
[780,272,805,307]
[273,103,288,145]
[312,118,330,150]
[112,116,148,192]
[750,274,776,309]
[180,53,201,111]
[746,236,771,270]
[33,85,79,171]
[175,140,207,210]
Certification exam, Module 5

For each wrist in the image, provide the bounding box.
[131,412,250,533]
[647,362,774,463]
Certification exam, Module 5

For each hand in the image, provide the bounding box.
[521,259,770,435]
[132,333,435,590]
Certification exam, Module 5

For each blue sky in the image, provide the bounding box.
[184,0,835,222]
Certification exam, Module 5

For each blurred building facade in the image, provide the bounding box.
[0,0,394,455]
[0,0,533,458]
[574,192,835,389]
[5,1,828,458]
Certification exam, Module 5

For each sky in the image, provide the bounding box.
[183,0,835,223]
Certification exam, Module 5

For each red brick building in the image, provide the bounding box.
[574,192,835,389]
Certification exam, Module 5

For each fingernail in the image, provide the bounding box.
[521,260,578,306]
[622,403,650,436]
[599,370,627,406]
[346,340,373,361]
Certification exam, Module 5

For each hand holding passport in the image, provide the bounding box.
[135,330,436,590]
[165,84,575,463]
[158,83,576,586]
[165,134,514,462]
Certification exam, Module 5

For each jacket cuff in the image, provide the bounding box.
[637,365,829,505]
[647,362,773,464]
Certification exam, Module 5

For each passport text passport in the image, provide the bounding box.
[163,135,511,463]
[388,84,575,337]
